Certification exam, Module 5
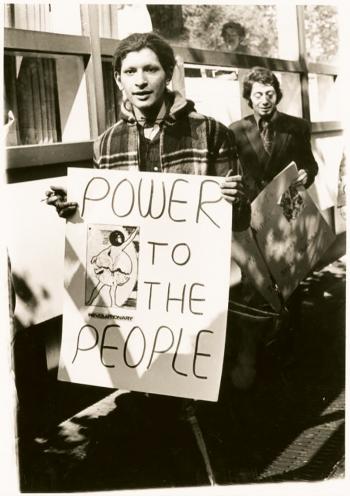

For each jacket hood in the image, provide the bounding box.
[119,90,196,125]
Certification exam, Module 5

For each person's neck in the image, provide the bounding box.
[254,109,276,123]
[133,99,166,125]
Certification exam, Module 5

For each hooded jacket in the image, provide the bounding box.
[94,90,238,175]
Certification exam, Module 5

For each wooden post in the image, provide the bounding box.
[296,6,311,122]
[80,4,106,138]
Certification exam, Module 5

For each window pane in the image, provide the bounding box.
[309,74,340,122]
[99,4,152,38]
[146,4,299,60]
[4,3,82,35]
[304,5,339,64]
[184,66,242,126]
[102,59,120,129]
[4,53,90,145]
[276,72,302,118]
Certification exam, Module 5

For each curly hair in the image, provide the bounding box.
[221,21,246,40]
[113,32,176,80]
[243,66,283,107]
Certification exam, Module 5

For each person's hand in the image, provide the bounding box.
[292,169,308,188]
[220,171,247,205]
[45,185,78,218]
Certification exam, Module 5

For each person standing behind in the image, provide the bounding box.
[229,66,318,201]
[227,66,318,390]
[218,21,247,54]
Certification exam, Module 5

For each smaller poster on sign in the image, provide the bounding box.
[58,168,232,402]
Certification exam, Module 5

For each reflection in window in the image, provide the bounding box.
[4,53,90,145]
[147,4,279,57]
[304,5,339,64]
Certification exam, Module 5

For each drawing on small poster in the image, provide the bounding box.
[278,184,305,222]
[85,224,139,309]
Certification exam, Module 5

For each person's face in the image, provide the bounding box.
[115,47,168,117]
[223,27,241,49]
[250,82,278,118]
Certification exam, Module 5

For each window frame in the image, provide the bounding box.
[4,4,341,177]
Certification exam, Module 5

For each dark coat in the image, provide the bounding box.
[229,112,318,201]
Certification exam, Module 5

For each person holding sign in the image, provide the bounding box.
[228,67,319,389]
[46,32,250,223]
[45,32,251,392]
[46,32,250,226]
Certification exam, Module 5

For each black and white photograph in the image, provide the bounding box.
[1,1,347,494]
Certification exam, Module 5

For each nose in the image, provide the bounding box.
[135,69,147,88]
[261,94,269,105]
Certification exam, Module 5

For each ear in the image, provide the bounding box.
[114,72,123,91]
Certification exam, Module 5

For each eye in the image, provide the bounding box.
[253,92,262,98]
[123,68,136,75]
[146,66,159,73]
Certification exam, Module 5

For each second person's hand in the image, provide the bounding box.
[45,185,78,218]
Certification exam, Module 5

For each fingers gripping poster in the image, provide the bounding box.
[58,168,232,401]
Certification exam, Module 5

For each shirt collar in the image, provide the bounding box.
[254,109,278,130]
[133,100,167,128]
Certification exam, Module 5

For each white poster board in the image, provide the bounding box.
[58,168,232,402]
[251,163,336,300]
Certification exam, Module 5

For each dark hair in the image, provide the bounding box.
[243,66,283,107]
[109,230,125,246]
[221,21,246,40]
[113,32,176,80]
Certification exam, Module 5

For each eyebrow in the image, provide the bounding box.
[123,63,161,70]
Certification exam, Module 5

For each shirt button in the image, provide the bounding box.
[154,166,159,171]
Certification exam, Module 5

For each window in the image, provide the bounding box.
[309,74,340,122]
[4,52,90,145]
[4,2,83,35]
[147,4,301,60]
[99,4,152,39]
[304,5,339,65]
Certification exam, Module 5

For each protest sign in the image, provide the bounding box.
[58,168,232,401]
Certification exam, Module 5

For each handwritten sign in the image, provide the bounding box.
[58,168,232,401]
[251,163,336,300]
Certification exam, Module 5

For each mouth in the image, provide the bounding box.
[133,91,152,100]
